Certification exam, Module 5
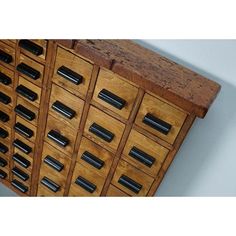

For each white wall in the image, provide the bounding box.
[136,40,236,196]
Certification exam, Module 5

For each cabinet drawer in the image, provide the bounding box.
[0,166,9,180]
[11,178,29,194]
[49,83,84,129]
[17,76,42,108]
[13,149,33,172]
[17,54,45,87]
[0,123,11,143]
[0,105,12,126]
[0,65,14,87]
[84,106,125,152]
[37,184,65,197]
[69,163,106,196]
[122,129,169,177]
[106,185,129,197]
[0,140,10,156]
[0,41,15,67]
[93,69,139,119]
[77,137,114,178]
[12,164,31,185]
[112,160,154,196]
[45,114,77,156]
[52,47,93,98]
[0,83,13,108]
[135,93,187,144]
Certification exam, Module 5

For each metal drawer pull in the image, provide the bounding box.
[75,176,96,193]
[0,142,8,154]
[0,49,13,64]
[17,63,40,80]
[129,146,155,168]
[13,153,30,169]
[19,40,43,56]
[47,130,69,147]
[12,167,29,181]
[81,151,104,170]
[0,169,7,179]
[89,123,114,143]
[0,157,7,167]
[0,127,8,138]
[0,72,12,85]
[13,139,32,154]
[14,122,34,138]
[44,155,64,172]
[0,110,9,122]
[98,89,126,110]
[57,66,83,85]
[14,104,36,121]
[41,176,60,193]
[16,85,38,101]
[118,175,142,194]
[52,100,76,119]
[0,91,11,104]
[11,179,28,193]
[143,113,172,135]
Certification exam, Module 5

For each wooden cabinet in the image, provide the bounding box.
[0,39,221,196]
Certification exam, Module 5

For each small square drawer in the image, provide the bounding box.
[0,166,9,180]
[37,184,65,197]
[0,65,14,88]
[17,54,45,87]
[12,150,33,172]
[11,178,29,194]
[106,185,129,197]
[0,105,12,126]
[0,41,15,67]
[69,162,106,196]
[16,76,42,108]
[49,84,85,129]
[84,106,126,152]
[122,129,169,177]
[0,123,11,143]
[112,160,154,196]
[11,164,31,185]
[0,83,13,108]
[45,115,77,156]
[92,69,139,120]
[0,140,10,156]
[52,47,93,98]
[77,137,114,178]
[135,93,187,144]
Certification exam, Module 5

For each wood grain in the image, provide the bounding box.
[106,184,129,197]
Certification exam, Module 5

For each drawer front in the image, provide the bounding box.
[0,83,13,108]
[0,123,11,143]
[0,140,10,156]
[0,41,15,67]
[106,185,129,197]
[17,54,45,87]
[84,106,126,152]
[0,105,12,126]
[11,178,29,194]
[45,115,77,156]
[122,129,169,177]
[135,93,187,144]
[0,65,14,87]
[77,137,114,178]
[112,160,154,196]
[13,149,33,172]
[93,69,139,119]
[12,163,31,185]
[17,76,42,107]
[69,163,105,196]
[0,166,9,180]
[49,83,84,129]
[37,184,65,197]
[52,47,93,98]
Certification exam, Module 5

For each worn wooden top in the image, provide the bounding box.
[56,40,221,118]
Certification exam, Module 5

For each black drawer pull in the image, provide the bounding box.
[57,66,83,85]
[0,71,12,85]
[41,176,60,193]
[13,139,32,154]
[75,176,96,193]
[81,151,104,170]
[0,127,8,138]
[118,175,142,194]
[0,156,7,167]
[52,100,76,119]
[16,85,38,101]
[0,142,8,154]
[143,113,172,135]
[19,40,43,56]
[12,166,29,181]
[13,153,30,169]
[14,122,34,138]
[11,179,28,193]
[89,123,114,143]
[98,89,126,110]
[129,146,155,168]
[0,91,11,104]
[17,63,40,80]
[0,169,7,179]
[47,130,69,147]
[44,155,64,172]
[14,104,36,121]
[0,110,9,123]
[0,49,13,64]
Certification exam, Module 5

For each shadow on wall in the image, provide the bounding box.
[135,40,236,196]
